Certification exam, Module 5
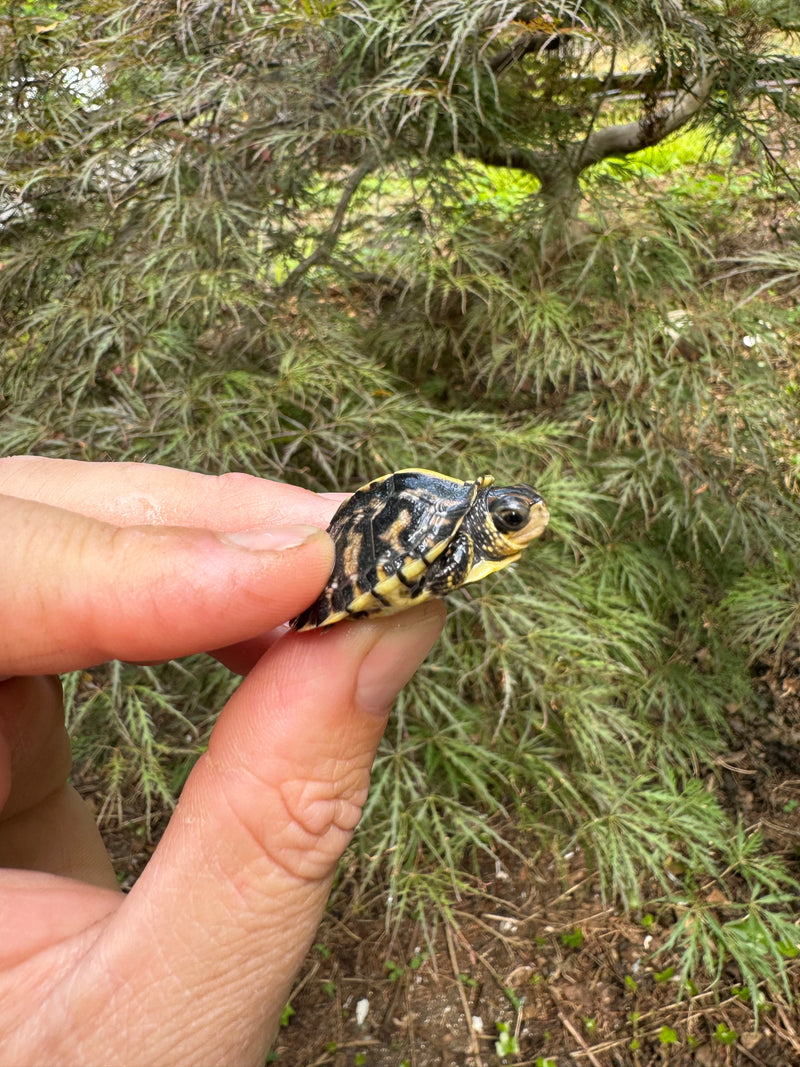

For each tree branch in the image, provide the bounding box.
[472,142,545,179]
[278,157,375,289]
[489,5,583,75]
[489,29,562,74]
[469,67,718,188]
[572,68,718,170]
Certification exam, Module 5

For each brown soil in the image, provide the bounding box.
[274,843,800,1067]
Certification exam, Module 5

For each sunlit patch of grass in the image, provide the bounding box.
[461,162,541,216]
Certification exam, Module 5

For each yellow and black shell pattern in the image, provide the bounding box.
[292,468,549,631]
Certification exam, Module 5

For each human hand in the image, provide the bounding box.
[0,457,445,1066]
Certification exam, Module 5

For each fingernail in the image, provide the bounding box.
[356,602,445,715]
[220,524,324,551]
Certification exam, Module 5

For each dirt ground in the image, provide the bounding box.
[84,643,800,1067]
[272,846,800,1067]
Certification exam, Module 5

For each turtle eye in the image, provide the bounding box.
[489,497,531,534]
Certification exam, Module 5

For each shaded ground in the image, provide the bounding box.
[274,844,800,1067]
[78,648,800,1067]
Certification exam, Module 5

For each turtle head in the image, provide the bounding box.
[486,485,550,551]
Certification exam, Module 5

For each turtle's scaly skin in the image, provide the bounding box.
[292,469,549,631]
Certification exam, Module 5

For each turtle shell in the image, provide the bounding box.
[292,468,549,631]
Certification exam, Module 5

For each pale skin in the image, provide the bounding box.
[0,456,445,1067]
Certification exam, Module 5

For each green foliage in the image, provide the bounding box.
[715,1022,738,1045]
[657,824,800,1004]
[720,554,800,660]
[2,0,800,1007]
[561,929,584,950]
[279,1003,295,1028]
[494,1021,519,1058]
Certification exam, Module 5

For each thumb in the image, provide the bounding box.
[61,603,446,1066]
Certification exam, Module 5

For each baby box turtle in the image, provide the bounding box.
[292,469,549,630]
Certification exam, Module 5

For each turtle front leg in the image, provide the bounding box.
[423,531,474,598]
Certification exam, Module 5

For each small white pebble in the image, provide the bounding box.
[355,999,369,1027]
[472,1016,484,1033]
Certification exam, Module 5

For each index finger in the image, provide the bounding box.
[0,493,334,676]
[0,456,339,530]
